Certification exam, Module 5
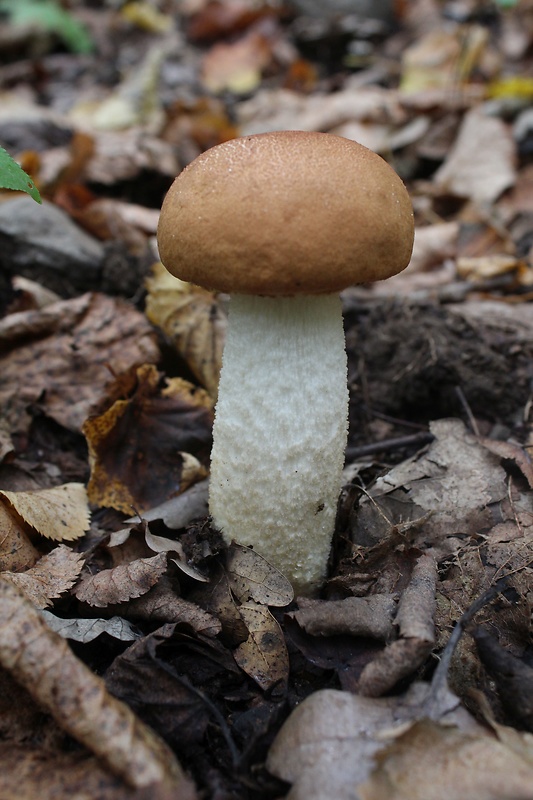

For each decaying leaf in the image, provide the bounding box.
[192,563,250,644]
[226,543,294,607]
[0,502,39,573]
[74,552,168,608]
[0,483,90,542]
[434,108,516,204]
[0,292,159,435]
[474,628,533,731]
[104,622,241,758]
[2,544,85,609]
[359,419,508,552]
[400,27,488,94]
[0,579,196,795]
[125,478,210,531]
[41,611,140,643]
[479,437,533,489]
[106,579,222,637]
[84,363,212,513]
[266,679,496,800]
[359,719,533,800]
[233,601,289,691]
[201,28,275,95]
[145,263,226,398]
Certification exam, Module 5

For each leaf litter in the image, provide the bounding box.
[0,0,532,797]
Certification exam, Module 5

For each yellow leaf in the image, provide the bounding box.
[0,483,90,542]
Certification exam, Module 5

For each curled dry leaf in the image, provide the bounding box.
[0,579,196,795]
[479,438,533,489]
[2,544,85,609]
[42,611,140,643]
[358,553,437,696]
[106,579,222,637]
[233,601,290,691]
[134,527,205,583]
[226,543,294,606]
[84,363,212,514]
[145,263,226,398]
[110,479,210,546]
[74,552,168,608]
[293,593,397,640]
[0,483,90,542]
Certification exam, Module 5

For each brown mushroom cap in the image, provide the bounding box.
[157,130,414,296]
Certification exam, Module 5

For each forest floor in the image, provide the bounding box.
[0,1,533,798]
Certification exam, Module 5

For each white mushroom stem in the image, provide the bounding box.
[209,294,348,595]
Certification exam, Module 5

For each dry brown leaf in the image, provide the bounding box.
[366,419,508,551]
[127,478,210,531]
[267,685,484,800]
[0,502,39,573]
[226,543,294,607]
[457,254,522,281]
[84,364,212,514]
[233,601,289,691]
[480,438,533,489]
[359,719,533,800]
[201,28,274,95]
[405,222,459,274]
[0,483,90,542]
[106,579,222,636]
[237,84,404,138]
[74,552,168,608]
[0,418,14,464]
[10,275,61,311]
[2,545,85,609]
[0,292,159,435]
[0,579,196,795]
[400,27,487,94]
[145,263,226,398]
[434,108,516,204]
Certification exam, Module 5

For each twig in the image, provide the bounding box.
[454,385,480,437]
[345,431,434,462]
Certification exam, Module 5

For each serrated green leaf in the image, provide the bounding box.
[0,147,42,203]
[0,0,93,54]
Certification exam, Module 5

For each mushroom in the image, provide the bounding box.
[157,130,414,594]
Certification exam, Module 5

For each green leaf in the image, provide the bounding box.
[0,0,93,54]
[0,147,42,203]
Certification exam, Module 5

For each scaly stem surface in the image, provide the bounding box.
[209,294,348,594]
